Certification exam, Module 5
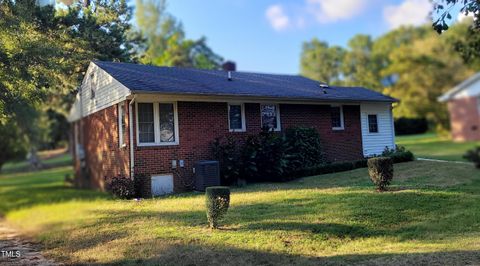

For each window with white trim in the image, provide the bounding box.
[368,114,378,133]
[260,104,281,131]
[118,102,126,147]
[228,103,246,132]
[331,105,344,130]
[136,102,179,145]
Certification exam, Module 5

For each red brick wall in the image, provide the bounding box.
[448,97,480,141]
[280,104,363,161]
[73,102,130,190]
[133,102,363,191]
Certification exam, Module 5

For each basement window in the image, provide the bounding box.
[228,103,246,132]
[136,102,179,146]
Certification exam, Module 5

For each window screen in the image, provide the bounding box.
[159,103,175,142]
[261,104,278,130]
[138,103,155,143]
[229,104,243,130]
[331,106,342,129]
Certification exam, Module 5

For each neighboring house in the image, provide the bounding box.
[439,73,480,141]
[67,61,397,193]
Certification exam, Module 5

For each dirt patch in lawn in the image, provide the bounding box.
[0,222,60,266]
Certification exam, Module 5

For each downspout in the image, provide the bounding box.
[129,95,136,179]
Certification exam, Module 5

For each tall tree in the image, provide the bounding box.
[135,0,223,69]
[0,0,141,168]
[342,34,382,91]
[300,39,346,84]
[383,26,474,131]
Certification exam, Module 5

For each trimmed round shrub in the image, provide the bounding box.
[205,186,230,229]
[367,157,393,191]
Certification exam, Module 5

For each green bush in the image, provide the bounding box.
[367,157,394,191]
[463,147,480,168]
[205,186,230,229]
[107,176,136,199]
[382,145,415,163]
[394,117,428,135]
[389,151,414,163]
[286,161,357,178]
[242,130,288,182]
[211,137,242,185]
[284,127,325,170]
[212,127,326,183]
[353,159,368,168]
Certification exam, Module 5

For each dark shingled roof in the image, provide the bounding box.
[94,61,397,103]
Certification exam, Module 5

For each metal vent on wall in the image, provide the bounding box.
[194,161,220,191]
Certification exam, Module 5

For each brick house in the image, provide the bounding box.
[68,61,397,194]
[439,72,480,141]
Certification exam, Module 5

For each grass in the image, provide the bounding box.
[2,150,72,173]
[396,133,480,161]
[1,161,480,265]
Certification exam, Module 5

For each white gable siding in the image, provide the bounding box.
[360,103,395,156]
[453,78,480,99]
[80,62,131,117]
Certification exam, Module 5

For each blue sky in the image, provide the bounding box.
[161,0,461,74]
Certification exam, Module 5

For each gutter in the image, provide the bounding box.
[129,95,136,179]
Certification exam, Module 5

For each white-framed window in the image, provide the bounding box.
[118,102,126,147]
[228,103,246,132]
[331,105,344,130]
[260,104,281,131]
[368,114,379,133]
[136,102,179,146]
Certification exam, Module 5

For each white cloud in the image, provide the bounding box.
[457,12,474,22]
[306,0,369,23]
[384,0,432,29]
[265,4,291,31]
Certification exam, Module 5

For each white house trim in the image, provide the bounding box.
[228,103,246,132]
[135,101,180,147]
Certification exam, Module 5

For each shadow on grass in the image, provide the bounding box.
[65,241,480,266]
[108,245,480,265]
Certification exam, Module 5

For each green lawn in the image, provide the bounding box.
[396,133,480,161]
[2,152,72,173]
[1,162,480,265]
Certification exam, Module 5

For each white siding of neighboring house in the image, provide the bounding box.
[78,62,131,118]
[360,103,396,156]
[451,77,480,99]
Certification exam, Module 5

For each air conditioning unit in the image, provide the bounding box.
[194,160,220,191]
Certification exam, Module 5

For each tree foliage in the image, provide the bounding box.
[300,23,478,131]
[0,0,141,165]
[135,0,223,69]
[433,1,480,69]
[300,39,345,85]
